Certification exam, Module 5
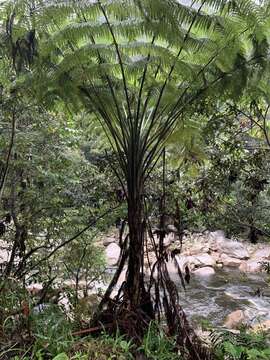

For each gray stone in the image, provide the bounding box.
[167,224,178,233]
[215,239,249,259]
[220,254,242,267]
[252,247,270,260]
[194,253,216,267]
[239,260,262,273]
[105,243,121,266]
[193,267,215,276]
[224,310,249,329]
[103,236,117,246]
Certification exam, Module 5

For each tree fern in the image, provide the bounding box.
[2,0,270,356]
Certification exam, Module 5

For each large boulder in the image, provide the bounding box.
[224,310,249,329]
[164,233,175,247]
[251,247,270,260]
[167,255,195,274]
[193,267,215,276]
[165,258,178,274]
[211,251,221,262]
[220,254,242,267]
[174,254,215,271]
[188,244,210,256]
[194,253,216,267]
[175,255,190,271]
[105,243,121,266]
[239,260,262,273]
[213,238,249,260]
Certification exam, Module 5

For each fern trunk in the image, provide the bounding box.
[126,193,144,308]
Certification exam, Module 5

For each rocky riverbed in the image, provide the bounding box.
[103,229,270,330]
[104,229,270,275]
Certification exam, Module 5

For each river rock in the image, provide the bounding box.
[193,267,215,276]
[220,254,242,267]
[209,230,226,250]
[103,236,117,246]
[105,243,121,266]
[211,251,221,262]
[189,244,210,256]
[167,224,178,233]
[251,247,270,260]
[239,260,262,273]
[63,279,76,288]
[174,255,204,271]
[194,253,216,267]
[214,239,249,260]
[0,249,9,263]
[165,258,179,274]
[224,310,249,329]
[166,255,194,274]
[175,255,190,271]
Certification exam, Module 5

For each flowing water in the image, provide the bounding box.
[104,266,270,328]
[170,268,270,327]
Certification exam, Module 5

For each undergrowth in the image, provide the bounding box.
[1,281,270,360]
[211,328,270,360]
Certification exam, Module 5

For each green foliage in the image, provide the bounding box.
[0,279,30,336]
[52,354,69,360]
[139,321,180,360]
[66,331,135,360]
[164,102,270,240]
[212,329,270,360]
[199,318,213,332]
[27,0,270,196]
[31,305,73,357]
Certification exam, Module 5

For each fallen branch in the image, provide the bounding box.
[72,323,112,337]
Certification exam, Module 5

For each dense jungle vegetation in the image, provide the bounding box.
[0,0,270,359]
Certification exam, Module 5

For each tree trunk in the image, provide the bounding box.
[126,194,145,309]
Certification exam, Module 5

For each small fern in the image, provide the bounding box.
[210,328,270,360]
